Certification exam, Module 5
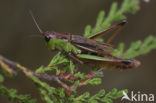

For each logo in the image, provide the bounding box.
[121,91,155,102]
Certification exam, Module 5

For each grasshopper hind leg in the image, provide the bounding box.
[66,52,84,65]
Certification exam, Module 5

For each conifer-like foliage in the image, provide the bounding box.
[0,0,156,103]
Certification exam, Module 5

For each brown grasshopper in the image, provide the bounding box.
[30,11,141,70]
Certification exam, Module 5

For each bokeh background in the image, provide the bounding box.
[0,0,156,102]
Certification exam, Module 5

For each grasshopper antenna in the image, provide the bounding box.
[29,10,43,34]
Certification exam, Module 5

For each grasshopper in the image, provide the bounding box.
[30,11,141,70]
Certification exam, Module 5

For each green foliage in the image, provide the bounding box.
[0,0,156,103]
[84,0,139,38]
[33,78,56,103]
[0,74,4,83]
[0,74,36,103]
[75,89,128,103]
[84,78,102,85]
[0,85,36,103]
[36,53,69,74]
[112,35,156,59]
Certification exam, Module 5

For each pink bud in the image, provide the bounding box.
[144,0,150,3]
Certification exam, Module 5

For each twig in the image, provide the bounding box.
[0,55,63,81]
[66,68,105,95]
[0,55,76,95]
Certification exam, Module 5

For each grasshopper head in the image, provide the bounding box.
[43,31,70,42]
[43,31,57,42]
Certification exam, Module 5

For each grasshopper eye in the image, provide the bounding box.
[44,36,50,42]
[43,31,54,42]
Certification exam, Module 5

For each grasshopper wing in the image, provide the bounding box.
[70,35,113,56]
[77,54,140,70]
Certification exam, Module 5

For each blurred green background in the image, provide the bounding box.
[0,0,156,102]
